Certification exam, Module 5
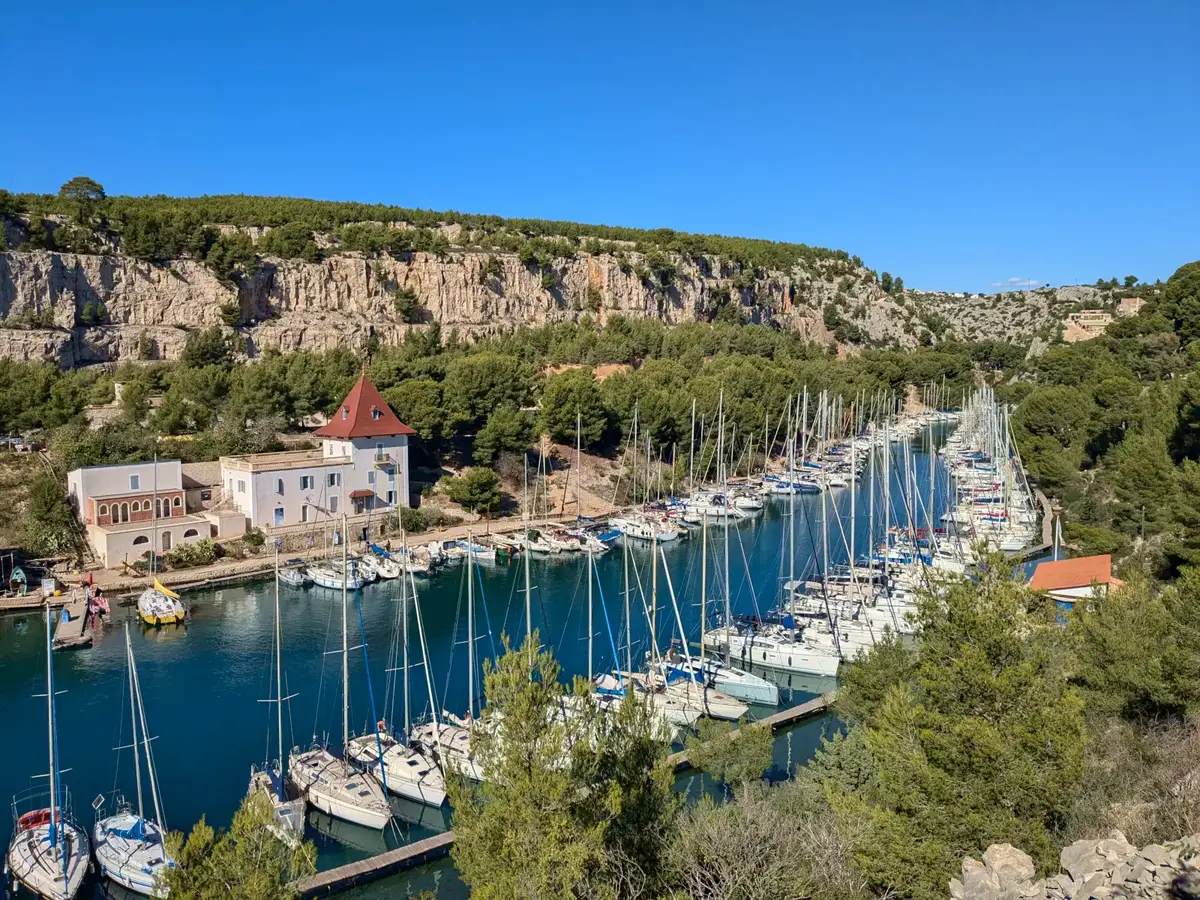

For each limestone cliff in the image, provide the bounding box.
[0,246,922,365]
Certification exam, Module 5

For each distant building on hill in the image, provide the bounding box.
[219,375,414,531]
[1063,310,1114,343]
[1029,554,1122,614]
[1117,297,1146,318]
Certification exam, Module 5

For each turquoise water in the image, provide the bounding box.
[1,436,948,897]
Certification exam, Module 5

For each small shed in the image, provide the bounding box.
[1030,554,1122,613]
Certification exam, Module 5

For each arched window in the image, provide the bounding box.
[183,529,198,538]
[143,500,152,511]
[132,535,149,545]
[98,504,108,517]
[120,502,130,523]
[173,496,181,507]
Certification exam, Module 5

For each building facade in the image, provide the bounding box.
[67,460,215,567]
[219,375,414,531]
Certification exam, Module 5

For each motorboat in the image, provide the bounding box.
[277,560,311,588]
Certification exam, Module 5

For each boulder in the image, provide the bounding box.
[985,844,1037,884]
[1061,841,1108,882]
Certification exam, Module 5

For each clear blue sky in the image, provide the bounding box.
[2,0,1196,292]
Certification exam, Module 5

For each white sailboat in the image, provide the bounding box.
[6,606,91,900]
[346,557,447,807]
[660,514,780,707]
[410,533,488,783]
[289,517,391,831]
[247,545,306,846]
[94,625,175,897]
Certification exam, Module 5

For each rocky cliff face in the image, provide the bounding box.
[0,241,1103,366]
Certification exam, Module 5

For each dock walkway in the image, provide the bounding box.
[292,693,836,897]
[51,597,92,649]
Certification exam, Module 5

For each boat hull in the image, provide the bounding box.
[6,817,90,900]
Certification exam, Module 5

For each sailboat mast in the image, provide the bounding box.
[700,512,707,670]
[401,552,410,738]
[130,637,165,830]
[125,623,144,819]
[623,540,632,678]
[523,453,531,639]
[691,400,700,494]
[467,531,476,720]
[788,397,795,589]
[151,452,158,577]
[587,547,593,681]
[850,413,856,572]
[44,605,59,851]
[274,544,284,782]
[649,520,658,671]
[409,569,441,737]
[341,514,349,750]
[576,409,582,519]
[718,391,730,667]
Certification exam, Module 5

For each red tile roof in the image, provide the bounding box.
[348,489,375,499]
[313,376,415,440]
[1030,555,1118,592]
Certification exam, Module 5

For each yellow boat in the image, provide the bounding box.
[137,579,186,626]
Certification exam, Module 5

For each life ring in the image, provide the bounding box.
[17,809,53,831]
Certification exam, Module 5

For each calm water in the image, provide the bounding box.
[0,435,949,898]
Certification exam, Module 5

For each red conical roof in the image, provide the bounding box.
[313,375,415,439]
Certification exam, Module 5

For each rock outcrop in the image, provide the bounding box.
[0,246,921,365]
[952,833,1200,900]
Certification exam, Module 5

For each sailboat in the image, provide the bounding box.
[93,625,175,896]
[5,605,91,900]
[410,533,487,783]
[346,557,447,807]
[289,517,392,830]
[136,579,184,627]
[247,546,307,845]
[136,456,185,627]
[659,514,780,706]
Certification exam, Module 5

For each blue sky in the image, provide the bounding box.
[2,1,1196,292]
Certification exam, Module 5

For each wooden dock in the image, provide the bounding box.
[51,597,92,650]
[293,832,455,898]
[292,693,835,897]
[0,593,70,614]
[667,692,835,771]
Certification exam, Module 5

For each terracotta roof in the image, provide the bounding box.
[348,489,375,499]
[313,376,415,440]
[1030,555,1118,592]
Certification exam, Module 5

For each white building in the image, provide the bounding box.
[67,459,218,568]
[219,375,414,530]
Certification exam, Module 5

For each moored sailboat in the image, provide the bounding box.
[247,545,306,845]
[6,606,91,900]
[288,518,391,831]
[93,624,175,897]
